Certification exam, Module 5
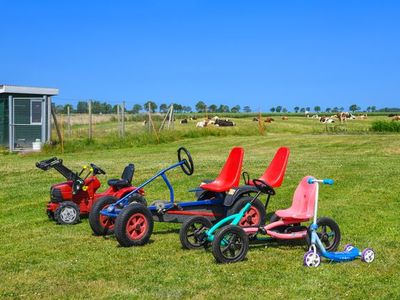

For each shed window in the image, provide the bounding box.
[31,100,42,124]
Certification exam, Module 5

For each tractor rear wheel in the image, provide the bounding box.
[54,201,80,225]
[115,203,154,247]
[228,196,267,227]
[89,196,118,236]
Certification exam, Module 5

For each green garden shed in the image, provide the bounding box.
[0,85,58,151]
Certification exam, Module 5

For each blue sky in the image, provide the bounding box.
[1,0,399,111]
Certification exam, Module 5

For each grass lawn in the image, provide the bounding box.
[0,117,399,299]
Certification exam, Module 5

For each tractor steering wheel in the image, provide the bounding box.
[72,178,85,195]
[90,163,106,175]
[252,179,276,196]
[177,147,194,176]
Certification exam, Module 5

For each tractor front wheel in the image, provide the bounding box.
[54,201,80,225]
[89,196,118,236]
[115,203,154,247]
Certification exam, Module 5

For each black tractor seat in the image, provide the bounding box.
[108,164,135,190]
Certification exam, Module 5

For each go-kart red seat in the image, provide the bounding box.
[200,147,244,193]
[275,176,317,221]
[248,147,290,188]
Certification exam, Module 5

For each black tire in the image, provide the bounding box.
[126,193,147,206]
[306,217,341,252]
[54,201,80,225]
[228,196,267,227]
[212,225,249,264]
[89,196,118,236]
[47,210,55,220]
[179,216,212,249]
[115,203,154,247]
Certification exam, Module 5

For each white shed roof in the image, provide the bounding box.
[0,85,58,95]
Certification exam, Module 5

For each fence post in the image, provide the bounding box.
[88,100,92,140]
[121,101,125,138]
[67,105,71,137]
[148,102,151,133]
[117,104,120,137]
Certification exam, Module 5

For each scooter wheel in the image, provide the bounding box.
[344,244,354,252]
[303,250,321,267]
[54,201,80,225]
[115,203,154,247]
[361,248,375,263]
[212,225,249,264]
[179,216,212,250]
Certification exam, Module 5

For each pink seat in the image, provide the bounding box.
[200,147,244,193]
[275,176,316,221]
[249,147,290,188]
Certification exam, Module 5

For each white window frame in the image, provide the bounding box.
[12,97,43,125]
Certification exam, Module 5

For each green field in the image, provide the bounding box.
[1,116,399,299]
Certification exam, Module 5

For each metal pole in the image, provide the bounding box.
[47,96,52,143]
[41,96,46,143]
[121,101,125,137]
[148,102,151,133]
[8,95,13,152]
[88,100,92,140]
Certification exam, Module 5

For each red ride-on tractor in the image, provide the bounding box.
[36,157,144,225]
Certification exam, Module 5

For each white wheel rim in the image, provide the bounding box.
[363,250,375,263]
[306,253,320,267]
[60,207,77,223]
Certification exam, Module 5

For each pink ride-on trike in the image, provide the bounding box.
[209,176,341,263]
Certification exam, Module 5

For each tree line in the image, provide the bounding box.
[53,100,251,114]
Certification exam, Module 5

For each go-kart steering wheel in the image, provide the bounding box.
[177,147,194,176]
[90,163,106,175]
[252,179,276,196]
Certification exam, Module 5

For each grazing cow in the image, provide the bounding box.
[196,120,208,127]
[319,116,335,124]
[357,114,368,120]
[215,119,235,127]
[252,117,259,121]
[180,118,188,124]
[392,115,400,121]
[189,116,197,120]
[311,114,319,119]
[337,112,355,123]
[281,116,288,120]
[264,117,274,123]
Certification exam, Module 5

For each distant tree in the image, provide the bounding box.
[231,105,241,113]
[306,107,310,112]
[349,104,360,113]
[339,106,344,111]
[314,106,321,113]
[332,107,339,112]
[270,107,276,113]
[62,104,74,113]
[300,107,305,113]
[174,104,183,113]
[183,106,192,113]
[77,101,88,113]
[371,106,376,112]
[282,107,287,113]
[217,104,230,113]
[132,104,142,114]
[55,105,64,114]
[243,106,252,113]
[275,106,282,113]
[144,101,157,113]
[294,106,300,113]
[112,105,119,113]
[159,103,168,113]
[325,107,331,113]
[208,104,217,113]
[195,101,206,113]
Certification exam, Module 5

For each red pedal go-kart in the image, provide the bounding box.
[36,157,144,225]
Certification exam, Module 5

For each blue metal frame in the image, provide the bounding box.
[100,160,225,218]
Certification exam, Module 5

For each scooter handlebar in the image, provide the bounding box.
[307,178,334,185]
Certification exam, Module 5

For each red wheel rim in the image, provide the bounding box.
[240,206,260,226]
[99,204,115,230]
[126,213,148,240]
